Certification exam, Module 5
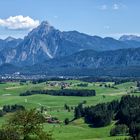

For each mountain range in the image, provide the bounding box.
[1,21,140,77]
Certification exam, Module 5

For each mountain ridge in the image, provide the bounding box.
[1,21,140,77]
[1,21,140,66]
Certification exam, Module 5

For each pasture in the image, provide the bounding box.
[0,80,137,140]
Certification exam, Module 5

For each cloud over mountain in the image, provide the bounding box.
[112,4,119,10]
[0,15,39,30]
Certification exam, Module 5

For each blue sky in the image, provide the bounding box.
[0,0,140,39]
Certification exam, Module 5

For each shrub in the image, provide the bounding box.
[110,124,129,136]
[64,118,69,125]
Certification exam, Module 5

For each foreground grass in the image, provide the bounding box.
[44,119,129,140]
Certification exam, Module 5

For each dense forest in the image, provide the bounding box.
[74,95,140,139]
[20,89,96,97]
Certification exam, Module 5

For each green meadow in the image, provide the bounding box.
[0,80,137,140]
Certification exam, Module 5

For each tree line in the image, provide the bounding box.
[81,77,134,83]
[20,89,96,97]
[0,104,25,117]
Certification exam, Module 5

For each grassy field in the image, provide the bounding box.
[0,80,137,140]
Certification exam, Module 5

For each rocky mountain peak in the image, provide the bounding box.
[119,35,140,42]
[28,21,55,38]
[40,21,51,27]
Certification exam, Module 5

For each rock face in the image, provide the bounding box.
[34,48,140,69]
[6,21,62,65]
[0,37,22,51]
[0,37,22,65]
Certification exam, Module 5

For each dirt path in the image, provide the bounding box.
[5,86,22,90]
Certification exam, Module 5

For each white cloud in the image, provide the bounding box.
[112,4,119,10]
[104,26,110,30]
[54,15,59,19]
[0,15,39,30]
[100,5,108,10]
[99,3,125,11]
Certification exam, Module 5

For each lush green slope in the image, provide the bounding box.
[0,80,137,140]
